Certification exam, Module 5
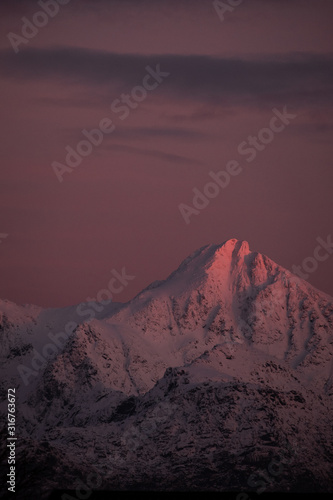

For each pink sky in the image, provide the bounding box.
[0,0,332,307]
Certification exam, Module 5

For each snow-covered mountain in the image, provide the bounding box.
[0,239,332,498]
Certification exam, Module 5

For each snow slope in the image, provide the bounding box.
[0,239,332,497]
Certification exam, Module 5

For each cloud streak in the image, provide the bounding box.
[1,47,333,109]
[107,143,204,167]
[111,126,206,140]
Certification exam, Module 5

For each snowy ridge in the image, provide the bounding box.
[0,239,332,496]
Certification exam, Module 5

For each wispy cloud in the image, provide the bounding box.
[111,126,206,140]
[107,143,204,166]
[1,47,332,109]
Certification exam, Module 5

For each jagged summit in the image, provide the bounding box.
[127,238,283,308]
[217,237,250,255]
[165,238,280,287]
[133,239,255,301]
[168,238,251,276]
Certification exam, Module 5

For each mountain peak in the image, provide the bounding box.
[214,238,250,259]
[170,238,251,275]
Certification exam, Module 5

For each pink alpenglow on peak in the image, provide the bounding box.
[214,238,251,259]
